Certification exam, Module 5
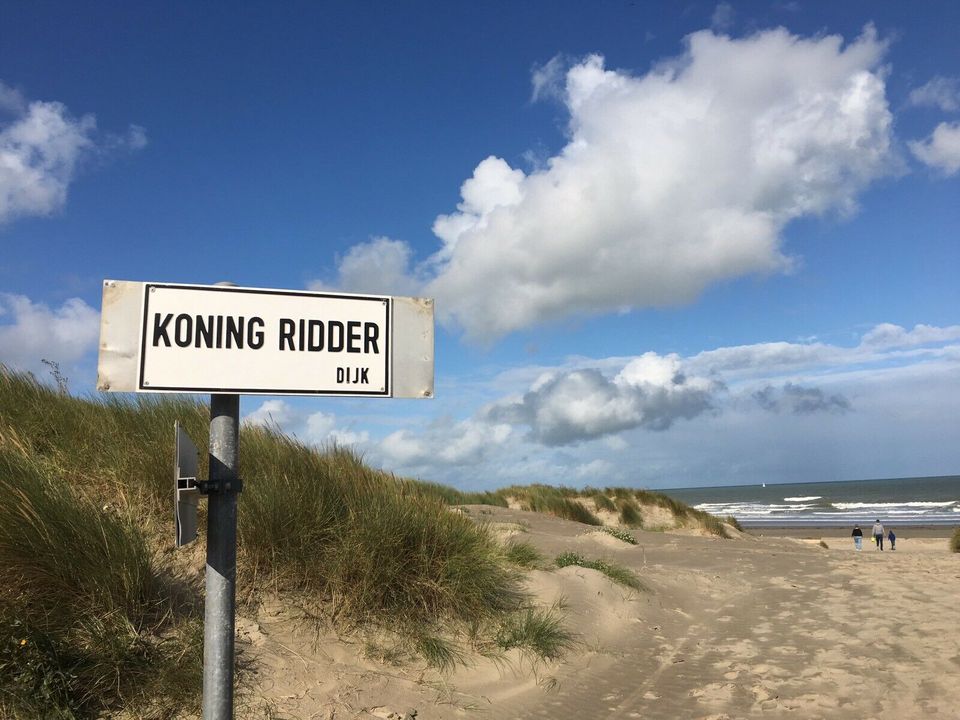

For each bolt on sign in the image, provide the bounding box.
[97,280,434,398]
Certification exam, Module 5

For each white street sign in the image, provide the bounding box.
[98,280,434,398]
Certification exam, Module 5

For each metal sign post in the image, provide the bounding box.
[98,278,434,719]
[204,393,240,719]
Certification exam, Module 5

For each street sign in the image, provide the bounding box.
[97,280,434,398]
[175,421,200,547]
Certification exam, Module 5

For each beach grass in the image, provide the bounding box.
[0,447,202,718]
[950,528,960,553]
[495,603,578,661]
[554,552,645,590]
[503,539,545,568]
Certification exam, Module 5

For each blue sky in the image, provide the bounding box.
[1,1,958,489]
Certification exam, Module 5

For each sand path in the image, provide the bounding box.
[241,507,960,719]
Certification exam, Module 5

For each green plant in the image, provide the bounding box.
[0,448,201,718]
[504,540,544,568]
[617,498,643,527]
[591,493,616,512]
[495,603,578,661]
[601,527,637,544]
[554,553,644,590]
[950,528,960,553]
[726,516,744,532]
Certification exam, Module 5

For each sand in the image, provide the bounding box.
[237,510,960,719]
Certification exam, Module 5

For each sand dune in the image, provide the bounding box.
[240,507,960,719]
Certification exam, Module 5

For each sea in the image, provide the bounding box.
[660,475,960,528]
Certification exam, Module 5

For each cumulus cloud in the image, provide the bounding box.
[0,294,100,372]
[243,400,368,447]
[753,383,851,415]
[859,322,960,349]
[310,236,422,297]
[379,418,513,467]
[908,76,960,112]
[909,121,960,175]
[415,26,894,342]
[0,81,146,225]
[486,352,719,445]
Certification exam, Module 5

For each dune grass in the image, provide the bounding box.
[950,528,960,553]
[502,485,602,526]
[495,602,578,661]
[554,552,644,591]
[0,450,201,719]
[503,539,545,569]
[0,367,563,716]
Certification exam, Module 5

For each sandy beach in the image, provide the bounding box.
[242,510,960,719]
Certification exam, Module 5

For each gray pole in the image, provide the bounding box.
[204,393,240,719]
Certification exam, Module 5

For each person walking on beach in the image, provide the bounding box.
[888,528,896,551]
[851,524,863,551]
[872,519,885,551]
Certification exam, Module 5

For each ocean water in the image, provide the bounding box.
[661,475,960,527]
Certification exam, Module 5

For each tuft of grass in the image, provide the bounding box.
[950,528,960,553]
[601,527,637,545]
[726,515,744,532]
[502,485,601,526]
[495,603,578,661]
[591,493,616,512]
[504,540,544,569]
[0,448,201,718]
[819,540,829,549]
[617,498,643,527]
[554,552,644,590]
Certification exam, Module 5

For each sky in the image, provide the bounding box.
[1,0,958,490]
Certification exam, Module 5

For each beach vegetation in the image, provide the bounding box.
[591,492,617,512]
[495,602,578,661]
[554,552,645,590]
[504,540,545,568]
[601,527,638,544]
[950,528,960,553]
[726,516,744,532]
[819,540,829,549]
[502,485,602,526]
[617,498,643,527]
[0,367,570,715]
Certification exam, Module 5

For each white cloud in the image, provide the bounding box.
[908,76,960,112]
[242,400,368,447]
[859,322,960,349]
[0,81,146,225]
[310,236,422,297]
[909,121,960,175]
[243,399,297,428]
[485,353,720,445]
[426,26,896,341]
[710,2,735,31]
[379,418,513,467]
[0,294,100,372]
[324,26,894,342]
